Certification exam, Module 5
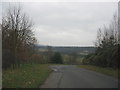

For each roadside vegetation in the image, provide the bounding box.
[78,65,119,78]
[80,13,120,78]
[2,64,51,88]
[82,13,119,69]
[2,5,37,69]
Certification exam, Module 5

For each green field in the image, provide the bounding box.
[78,65,119,78]
[2,64,52,88]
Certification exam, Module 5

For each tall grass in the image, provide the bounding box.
[2,64,52,88]
[78,65,119,78]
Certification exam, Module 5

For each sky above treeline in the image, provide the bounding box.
[1,1,118,46]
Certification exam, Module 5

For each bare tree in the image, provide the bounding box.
[95,28,102,47]
[2,5,36,68]
[95,12,118,48]
[91,12,119,68]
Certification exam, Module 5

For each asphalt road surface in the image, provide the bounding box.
[41,65,118,88]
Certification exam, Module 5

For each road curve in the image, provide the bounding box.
[41,65,118,88]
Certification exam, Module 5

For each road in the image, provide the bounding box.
[41,65,118,88]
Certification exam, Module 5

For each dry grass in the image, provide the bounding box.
[2,64,52,88]
[78,65,119,78]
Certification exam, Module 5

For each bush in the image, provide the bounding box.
[50,52,63,64]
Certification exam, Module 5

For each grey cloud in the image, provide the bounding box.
[2,2,118,46]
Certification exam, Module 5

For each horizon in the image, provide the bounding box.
[36,44,96,47]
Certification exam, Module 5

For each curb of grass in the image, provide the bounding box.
[39,68,52,88]
[2,64,52,88]
[78,65,119,78]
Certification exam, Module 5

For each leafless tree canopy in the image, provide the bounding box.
[2,6,37,68]
[95,13,118,48]
[83,13,119,68]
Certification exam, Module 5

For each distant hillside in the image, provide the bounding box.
[35,45,96,54]
[52,46,96,54]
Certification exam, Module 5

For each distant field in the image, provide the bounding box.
[2,64,52,88]
[78,65,119,78]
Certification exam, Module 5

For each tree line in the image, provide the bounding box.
[83,13,119,69]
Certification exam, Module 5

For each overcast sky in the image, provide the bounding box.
[1,2,118,46]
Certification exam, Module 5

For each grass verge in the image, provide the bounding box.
[2,64,52,88]
[78,65,119,78]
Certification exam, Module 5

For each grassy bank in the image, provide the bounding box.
[2,64,52,88]
[78,65,119,78]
